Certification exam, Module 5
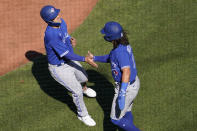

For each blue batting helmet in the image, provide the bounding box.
[40,5,60,26]
[101,21,123,42]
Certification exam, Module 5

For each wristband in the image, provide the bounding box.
[120,82,128,91]
[93,56,96,61]
[82,56,85,62]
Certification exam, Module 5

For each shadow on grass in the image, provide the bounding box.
[25,50,124,131]
[86,71,124,131]
[25,50,77,114]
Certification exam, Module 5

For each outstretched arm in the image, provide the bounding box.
[63,51,85,61]
[87,51,110,63]
[63,51,98,68]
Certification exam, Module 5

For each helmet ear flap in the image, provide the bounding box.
[104,36,112,42]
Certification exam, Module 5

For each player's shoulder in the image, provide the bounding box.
[60,18,67,27]
[120,44,132,51]
[115,44,132,56]
[61,18,66,24]
[45,26,58,39]
[45,26,57,34]
[116,44,128,52]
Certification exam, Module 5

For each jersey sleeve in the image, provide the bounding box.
[50,39,70,57]
[45,25,70,58]
[117,51,130,69]
[47,30,69,57]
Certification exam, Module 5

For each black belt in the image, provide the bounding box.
[129,79,136,85]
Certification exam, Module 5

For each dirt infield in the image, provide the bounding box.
[0,0,98,76]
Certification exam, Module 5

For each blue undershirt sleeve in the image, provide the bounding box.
[93,54,110,63]
[63,51,85,62]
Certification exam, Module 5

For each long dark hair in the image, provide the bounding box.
[112,30,129,48]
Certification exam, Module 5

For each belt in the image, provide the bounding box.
[115,78,136,86]
[50,62,66,67]
[129,79,136,85]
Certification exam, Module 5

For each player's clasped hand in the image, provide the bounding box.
[70,37,77,47]
[85,51,98,68]
[87,51,94,59]
[85,55,98,68]
[118,89,126,110]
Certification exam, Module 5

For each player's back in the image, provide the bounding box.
[112,44,137,82]
[44,26,65,65]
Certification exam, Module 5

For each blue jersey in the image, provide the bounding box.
[44,18,72,65]
[109,44,137,82]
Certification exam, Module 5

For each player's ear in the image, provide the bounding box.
[112,40,116,44]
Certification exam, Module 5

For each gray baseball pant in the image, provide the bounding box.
[48,61,89,117]
[110,76,140,120]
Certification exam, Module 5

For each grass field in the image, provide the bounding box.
[0,0,196,131]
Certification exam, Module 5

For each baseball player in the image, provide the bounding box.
[40,5,97,126]
[88,21,140,130]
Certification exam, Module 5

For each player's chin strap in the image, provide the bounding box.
[47,21,61,27]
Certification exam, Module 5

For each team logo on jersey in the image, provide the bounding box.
[111,62,117,68]
[65,32,69,38]
[51,8,55,13]
[112,69,118,76]
[59,32,67,43]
